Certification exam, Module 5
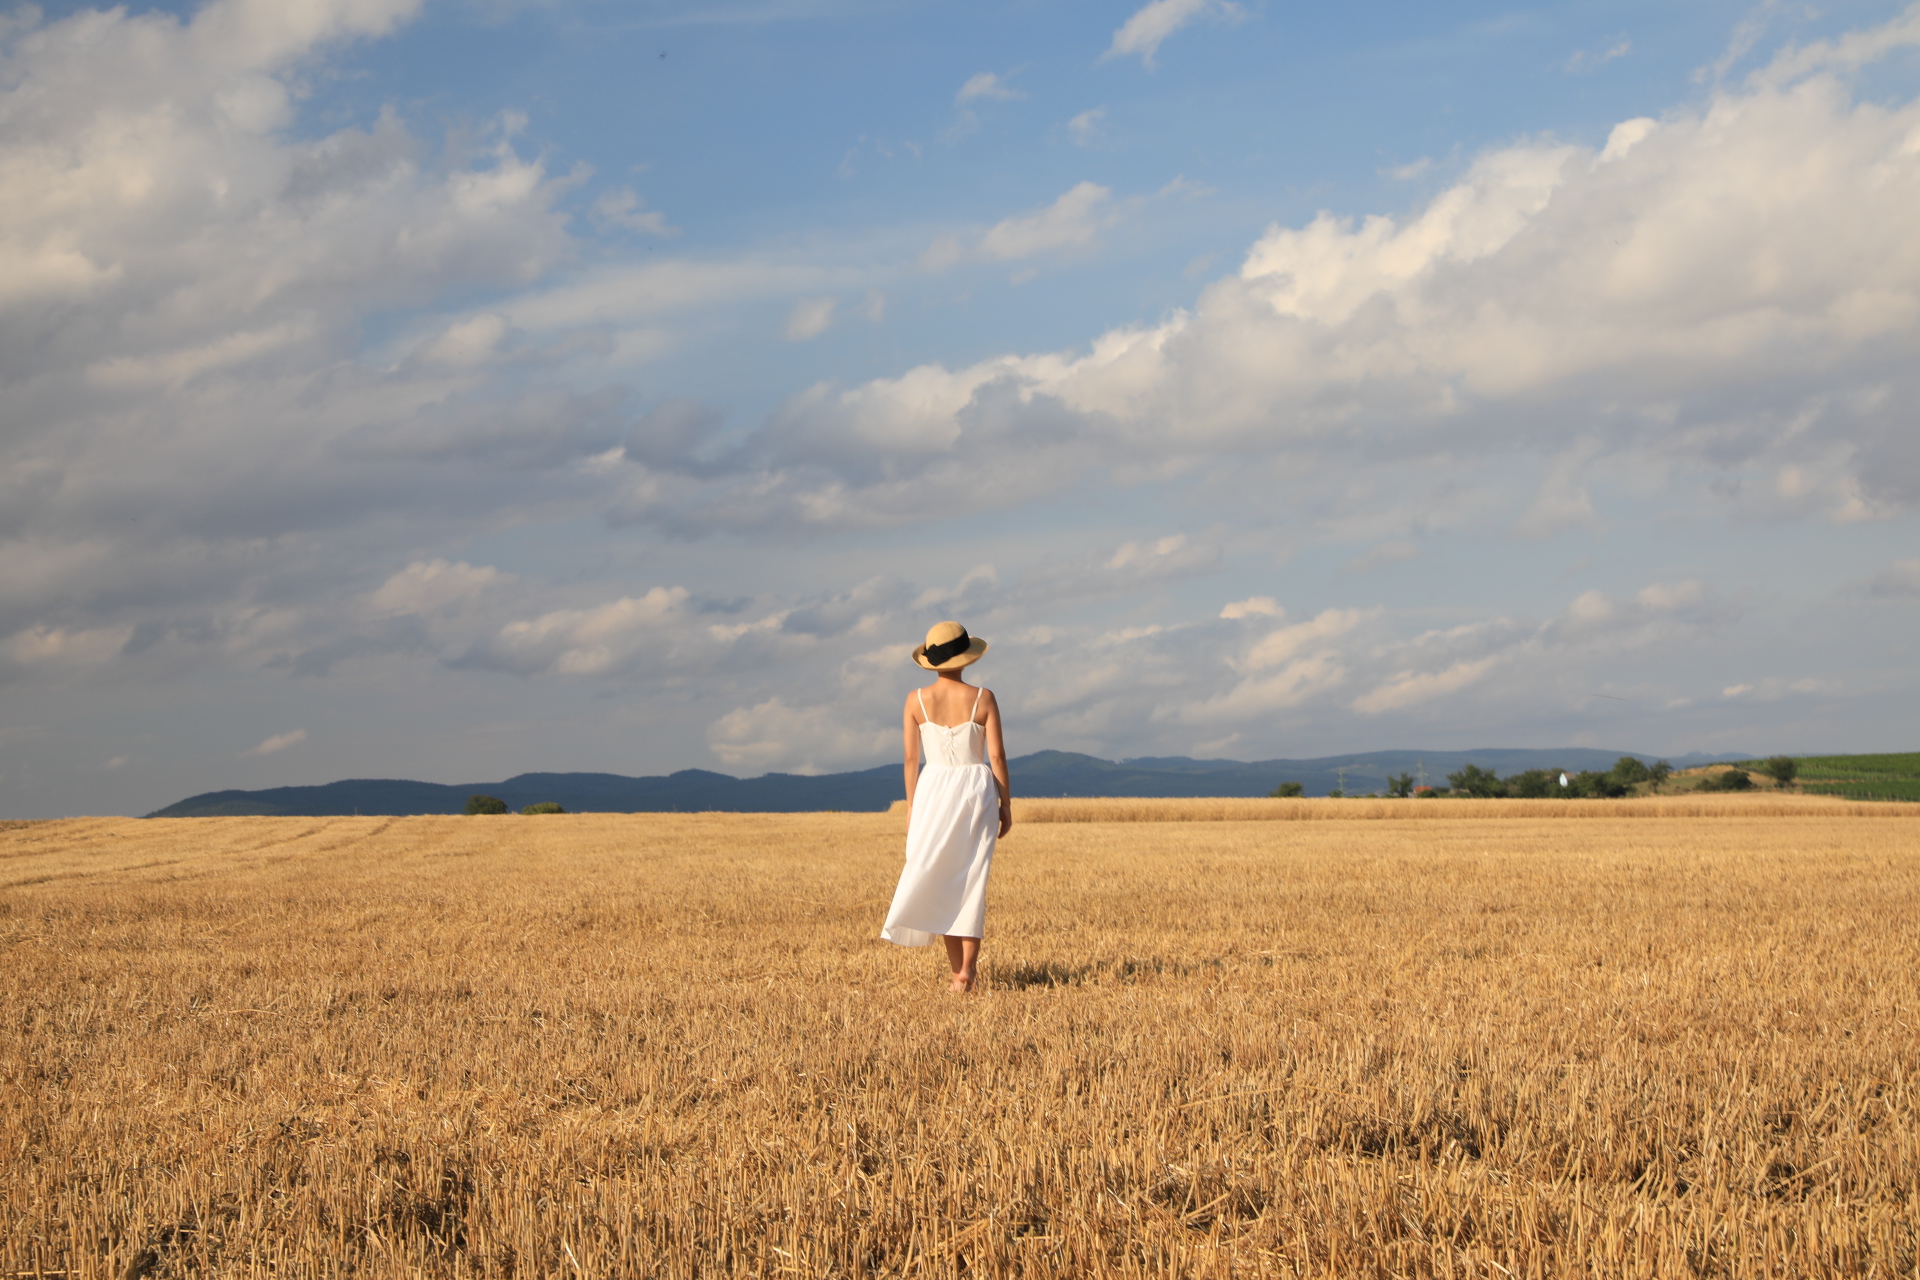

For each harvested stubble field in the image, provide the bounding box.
[5,797,1920,1278]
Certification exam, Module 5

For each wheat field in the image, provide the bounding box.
[5,803,1920,1277]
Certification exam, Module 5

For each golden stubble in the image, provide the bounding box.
[4,808,1919,1277]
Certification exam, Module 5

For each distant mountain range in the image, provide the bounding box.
[145,748,1747,817]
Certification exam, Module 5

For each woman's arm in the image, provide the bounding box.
[902,692,922,811]
[982,689,1012,838]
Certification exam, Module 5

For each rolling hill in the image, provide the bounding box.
[145,748,1743,817]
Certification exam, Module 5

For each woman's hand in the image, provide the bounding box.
[998,798,1013,839]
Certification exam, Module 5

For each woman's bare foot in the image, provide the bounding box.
[948,973,974,994]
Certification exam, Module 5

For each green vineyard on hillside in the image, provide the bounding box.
[1797,752,1920,802]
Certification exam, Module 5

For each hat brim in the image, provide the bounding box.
[912,636,988,671]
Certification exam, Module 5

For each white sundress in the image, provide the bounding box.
[881,685,1000,946]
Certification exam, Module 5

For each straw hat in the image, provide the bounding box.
[912,620,988,671]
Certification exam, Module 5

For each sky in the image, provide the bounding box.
[3,0,1919,817]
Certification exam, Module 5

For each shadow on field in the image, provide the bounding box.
[994,954,1224,990]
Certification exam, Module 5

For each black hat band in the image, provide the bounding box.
[923,630,971,666]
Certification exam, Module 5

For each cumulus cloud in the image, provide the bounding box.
[0,0,589,658]
[600,16,1920,539]
[4,0,1914,800]
[1103,0,1244,69]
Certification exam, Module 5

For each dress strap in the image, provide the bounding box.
[970,684,985,723]
[915,688,928,720]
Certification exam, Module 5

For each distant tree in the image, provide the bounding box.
[1325,788,1345,799]
[465,794,508,815]
[1415,787,1440,798]
[1446,763,1506,798]
[521,801,567,815]
[1505,768,1557,799]
[1649,760,1674,786]
[1759,756,1799,788]
[1705,768,1753,792]
[1610,756,1652,786]
[1386,772,1414,798]
[1269,781,1304,798]
[1566,770,1629,799]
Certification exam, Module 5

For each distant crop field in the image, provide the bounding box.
[1798,752,1920,803]
[6,807,1920,1277]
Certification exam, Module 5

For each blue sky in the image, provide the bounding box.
[3,0,1919,816]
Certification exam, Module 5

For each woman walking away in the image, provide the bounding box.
[881,621,1012,993]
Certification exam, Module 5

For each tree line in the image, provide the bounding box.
[1270,757,1799,799]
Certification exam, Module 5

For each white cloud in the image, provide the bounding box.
[1750,4,1920,87]
[0,0,591,657]
[3,0,1915,804]
[250,728,307,756]
[473,587,696,677]
[919,181,1118,272]
[784,296,838,341]
[590,188,679,237]
[1352,655,1501,715]
[1068,107,1107,146]
[622,17,1920,539]
[1567,39,1632,74]
[369,560,516,616]
[707,696,894,772]
[507,258,837,331]
[9,625,132,671]
[1103,0,1244,69]
[1513,455,1601,540]
[1236,608,1372,673]
[955,71,1022,104]
[417,314,511,367]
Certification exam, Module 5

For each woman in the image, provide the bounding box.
[881,620,1012,993]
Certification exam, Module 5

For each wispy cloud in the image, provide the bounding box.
[1566,39,1631,74]
[919,181,1117,271]
[1102,0,1245,69]
[1068,106,1108,146]
[955,70,1023,104]
[590,188,680,237]
[783,296,837,341]
[1869,559,1920,598]
[250,730,307,756]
